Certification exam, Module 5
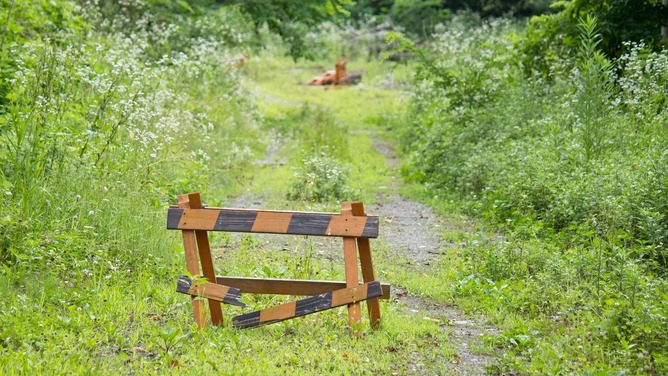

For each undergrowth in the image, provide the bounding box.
[399,14,668,374]
[0,2,453,374]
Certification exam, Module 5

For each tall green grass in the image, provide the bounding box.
[0,3,261,371]
[400,15,668,374]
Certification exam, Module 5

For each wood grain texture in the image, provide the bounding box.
[181,193,224,326]
[214,276,391,299]
[178,193,206,329]
[252,211,293,233]
[176,275,246,307]
[233,282,382,329]
[170,193,387,333]
[351,201,381,329]
[342,203,362,335]
[167,208,379,238]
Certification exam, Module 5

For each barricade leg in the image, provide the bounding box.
[178,193,224,327]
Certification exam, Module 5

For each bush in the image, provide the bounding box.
[288,152,355,203]
[400,14,668,373]
[519,0,667,76]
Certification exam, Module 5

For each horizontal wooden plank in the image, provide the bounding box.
[233,281,383,329]
[176,275,246,307]
[215,276,390,299]
[166,208,379,238]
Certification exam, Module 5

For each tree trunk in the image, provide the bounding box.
[663,0,668,39]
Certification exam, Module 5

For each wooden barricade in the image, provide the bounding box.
[167,192,389,334]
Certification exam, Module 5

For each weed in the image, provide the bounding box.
[288,151,356,203]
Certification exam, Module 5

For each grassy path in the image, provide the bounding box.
[213,56,502,374]
[0,54,503,375]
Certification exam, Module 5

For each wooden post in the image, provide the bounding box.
[342,203,362,336]
[350,202,381,329]
[178,193,224,327]
[335,56,349,85]
[178,194,206,329]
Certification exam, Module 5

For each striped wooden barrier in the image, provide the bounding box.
[169,192,388,334]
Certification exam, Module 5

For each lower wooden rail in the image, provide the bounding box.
[233,282,383,329]
[214,276,390,299]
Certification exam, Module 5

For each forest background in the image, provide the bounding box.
[1,0,668,374]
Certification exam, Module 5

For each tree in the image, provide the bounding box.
[221,0,354,59]
[526,0,668,62]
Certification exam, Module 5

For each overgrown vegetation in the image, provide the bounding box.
[399,13,668,374]
[0,1,447,373]
[3,0,668,374]
[286,107,356,203]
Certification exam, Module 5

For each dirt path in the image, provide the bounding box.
[231,80,502,372]
[225,125,498,374]
[369,139,498,375]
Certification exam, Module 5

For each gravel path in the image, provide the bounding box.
[224,128,498,374]
[369,140,498,375]
[230,92,499,373]
[372,194,499,375]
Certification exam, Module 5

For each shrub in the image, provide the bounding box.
[0,2,259,275]
[400,14,668,373]
[288,152,355,203]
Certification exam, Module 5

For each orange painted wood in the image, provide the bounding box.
[351,202,381,329]
[176,209,220,229]
[251,211,293,233]
[342,203,362,336]
[214,276,391,299]
[188,281,233,300]
[185,193,224,326]
[178,194,206,329]
[330,282,369,307]
[195,230,224,326]
[260,301,297,322]
[176,276,245,307]
[325,216,368,237]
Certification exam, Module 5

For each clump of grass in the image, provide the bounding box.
[270,105,358,204]
[288,150,356,203]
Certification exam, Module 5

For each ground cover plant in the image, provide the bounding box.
[0,2,468,374]
[399,13,668,374]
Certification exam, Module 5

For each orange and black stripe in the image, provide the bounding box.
[176,275,246,307]
[167,208,379,238]
[232,281,383,329]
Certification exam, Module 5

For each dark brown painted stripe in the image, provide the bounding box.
[167,208,380,238]
[361,216,379,238]
[232,281,382,329]
[295,291,333,314]
[286,213,331,235]
[214,210,257,232]
[176,274,193,294]
[234,310,261,328]
[167,208,184,229]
